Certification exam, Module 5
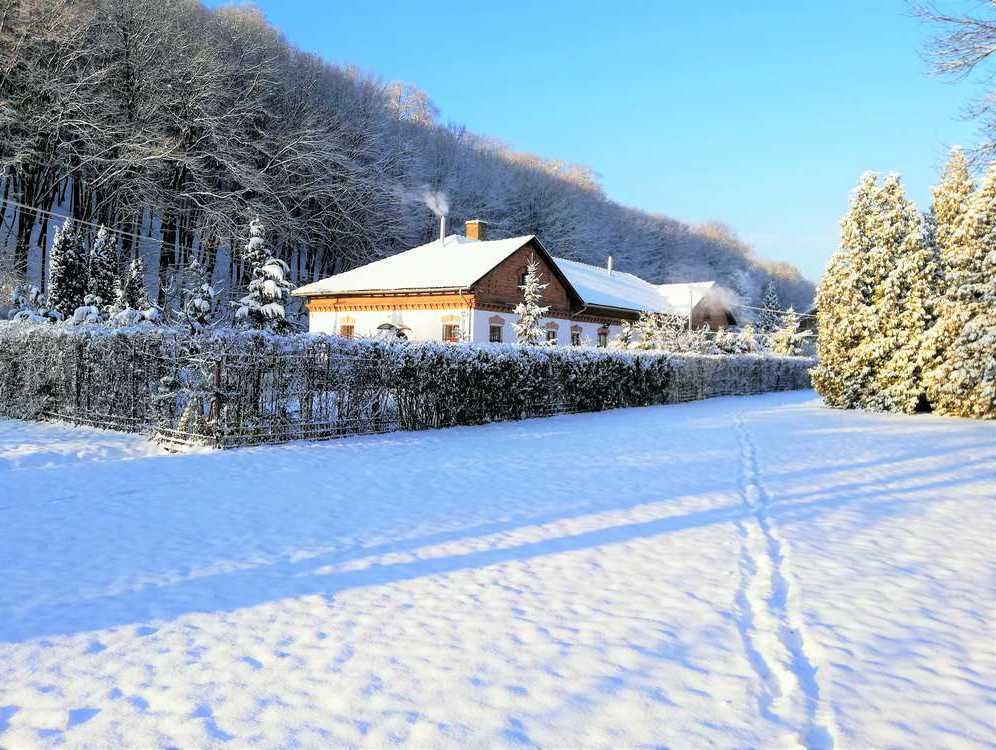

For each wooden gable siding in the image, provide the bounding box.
[471,240,573,315]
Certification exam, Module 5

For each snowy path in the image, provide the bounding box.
[1,392,994,748]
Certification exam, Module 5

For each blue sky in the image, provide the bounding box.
[211,0,983,280]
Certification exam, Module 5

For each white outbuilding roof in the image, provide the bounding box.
[656,281,718,315]
[292,234,536,296]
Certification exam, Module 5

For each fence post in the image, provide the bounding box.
[210,356,223,448]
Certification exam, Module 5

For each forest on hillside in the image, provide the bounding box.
[0,0,814,316]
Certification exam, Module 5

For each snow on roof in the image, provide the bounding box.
[292,234,535,296]
[656,281,717,315]
[293,234,723,317]
[551,257,667,313]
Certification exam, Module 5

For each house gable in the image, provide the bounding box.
[471,239,578,315]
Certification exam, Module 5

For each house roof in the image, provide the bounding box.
[656,281,718,315]
[293,234,725,318]
[292,234,537,296]
[551,257,667,313]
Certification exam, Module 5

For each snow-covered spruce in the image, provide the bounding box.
[234,220,292,332]
[757,280,783,332]
[46,219,87,320]
[813,173,935,413]
[178,256,217,332]
[513,253,550,345]
[88,226,118,307]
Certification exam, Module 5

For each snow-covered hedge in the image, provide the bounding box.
[0,324,813,446]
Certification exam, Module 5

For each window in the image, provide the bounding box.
[489,324,503,343]
[442,324,461,343]
[340,325,354,339]
[571,329,581,346]
[546,329,557,344]
[597,328,608,347]
[518,270,528,288]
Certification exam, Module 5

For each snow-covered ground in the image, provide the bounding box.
[1,392,994,749]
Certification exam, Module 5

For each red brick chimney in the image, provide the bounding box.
[465,219,487,241]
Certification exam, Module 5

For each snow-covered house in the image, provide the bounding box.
[292,220,735,344]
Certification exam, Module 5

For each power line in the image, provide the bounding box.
[0,197,232,252]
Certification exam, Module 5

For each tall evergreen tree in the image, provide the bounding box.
[921,148,979,405]
[180,256,217,331]
[242,218,270,270]
[924,165,996,418]
[234,221,292,332]
[47,219,88,319]
[87,226,117,306]
[812,173,883,408]
[113,257,149,311]
[867,174,939,413]
[757,281,783,331]
[513,254,550,345]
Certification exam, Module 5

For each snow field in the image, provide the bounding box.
[1,391,993,748]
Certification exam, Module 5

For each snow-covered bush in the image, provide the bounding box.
[8,283,59,323]
[0,323,814,445]
[70,295,107,325]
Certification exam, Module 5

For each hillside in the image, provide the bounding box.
[0,1,813,313]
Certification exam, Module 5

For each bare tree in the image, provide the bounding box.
[915,0,996,162]
[0,0,816,321]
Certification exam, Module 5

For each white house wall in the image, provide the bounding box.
[308,307,473,341]
[469,310,621,346]
[310,307,623,346]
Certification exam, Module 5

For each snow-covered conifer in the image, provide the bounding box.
[242,218,270,270]
[769,308,812,356]
[233,221,292,332]
[47,219,87,319]
[921,148,980,408]
[513,254,550,345]
[924,165,996,418]
[87,226,117,306]
[868,175,939,412]
[812,172,884,408]
[757,281,783,331]
[114,256,149,311]
[179,256,217,331]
